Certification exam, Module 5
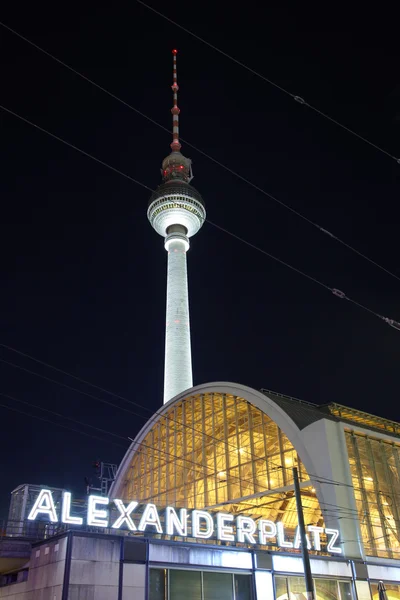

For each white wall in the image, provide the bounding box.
[0,536,68,600]
[299,419,364,560]
[122,563,146,600]
[68,535,121,600]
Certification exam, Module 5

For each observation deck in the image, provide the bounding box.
[148,181,206,239]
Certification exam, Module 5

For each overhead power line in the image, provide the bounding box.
[1,352,398,536]
[0,105,152,191]
[136,1,400,167]
[0,396,389,533]
[0,396,261,505]
[0,353,287,474]
[0,21,399,284]
[0,353,315,480]
[0,342,397,506]
[0,390,283,493]
[1,102,399,333]
[0,357,151,422]
[0,391,127,444]
[0,351,153,417]
[0,343,384,512]
[0,390,377,520]
[1,384,390,531]
[0,401,127,448]
[0,389,357,518]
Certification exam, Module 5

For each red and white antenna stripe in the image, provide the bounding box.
[170,49,181,152]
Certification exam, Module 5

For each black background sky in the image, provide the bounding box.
[0,3,399,516]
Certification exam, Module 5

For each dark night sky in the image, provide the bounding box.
[0,4,399,516]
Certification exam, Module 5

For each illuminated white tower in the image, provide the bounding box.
[148,50,206,404]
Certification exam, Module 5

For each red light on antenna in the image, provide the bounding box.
[172,49,178,55]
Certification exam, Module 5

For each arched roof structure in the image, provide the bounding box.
[112,382,325,498]
[110,383,338,547]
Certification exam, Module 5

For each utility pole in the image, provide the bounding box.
[293,467,314,600]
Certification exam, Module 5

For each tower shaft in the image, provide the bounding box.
[164,237,192,403]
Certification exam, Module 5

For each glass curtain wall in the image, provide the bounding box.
[149,569,251,600]
[275,576,352,600]
[121,393,322,547]
[370,583,400,600]
[345,431,400,558]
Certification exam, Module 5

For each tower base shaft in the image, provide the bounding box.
[164,238,193,403]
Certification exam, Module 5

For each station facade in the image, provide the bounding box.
[2,382,400,600]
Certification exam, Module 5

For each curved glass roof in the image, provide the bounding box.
[117,391,324,550]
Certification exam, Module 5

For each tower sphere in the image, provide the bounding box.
[147,178,206,239]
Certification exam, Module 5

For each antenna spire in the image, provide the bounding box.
[170,49,181,152]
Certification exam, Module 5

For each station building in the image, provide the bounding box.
[2,383,400,600]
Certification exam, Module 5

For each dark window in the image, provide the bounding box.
[150,569,166,600]
[169,570,202,600]
[235,574,252,600]
[203,572,233,600]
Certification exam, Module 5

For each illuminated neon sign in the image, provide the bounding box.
[27,489,341,554]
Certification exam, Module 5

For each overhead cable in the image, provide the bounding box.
[2,339,397,501]
[0,395,388,532]
[1,104,399,332]
[0,346,395,503]
[0,20,399,284]
[0,390,380,518]
[136,1,400,166]
[0,401,127,448]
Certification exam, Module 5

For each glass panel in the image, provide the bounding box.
[345,431,400,559]
[169,570,202,600]
[275,577,289,600]
[371,584,400,600]
[235,575,252,600]
[355,582,371,600]
[203,572,233,600]
[339,581,352,600]
[288,576,310,600]
[150,569,166,600]
[256,572,274,600]
[122,393,323,549]
[314,579,339,600]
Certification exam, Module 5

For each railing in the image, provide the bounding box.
[260,388,319,408]
[0,519,144,542]
[0,517,335,558]
[329,402,400,436]
[0,518,70,541]
[0,518,149,543]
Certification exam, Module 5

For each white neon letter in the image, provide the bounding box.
[138,504,162,534]
[61,492,83,525]
[308,525,323,551]
[191,510,214,539]
[111,500,138,531]
[165,507,187,536]
[217,513,235,541]
[236,516,256,544]
[87,495,109,527]
[258,520,277,545]
[277,522,293,548]
[294,526,311,549]
[326,528,342,554]
[27,489,58,523]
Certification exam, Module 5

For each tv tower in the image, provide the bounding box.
[148,50,206,404]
